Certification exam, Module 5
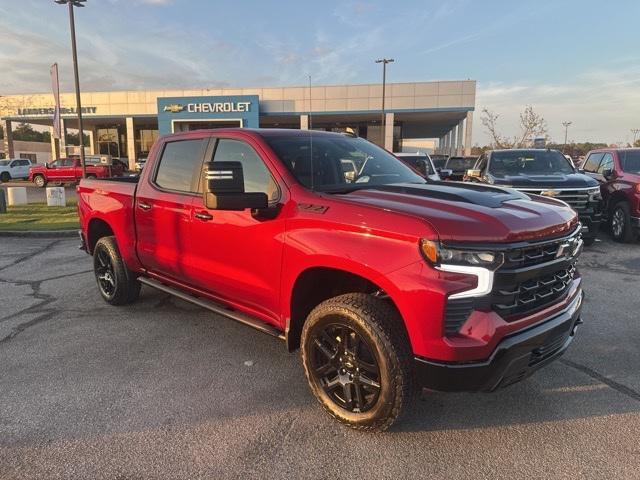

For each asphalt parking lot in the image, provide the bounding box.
[0,234,639,479]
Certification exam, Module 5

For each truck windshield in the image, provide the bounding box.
[446,157,476,172]
[489,150,574,177]
[265,134,426,191]
[619,150,640,173]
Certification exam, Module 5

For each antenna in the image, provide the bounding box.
[308,74,314,191]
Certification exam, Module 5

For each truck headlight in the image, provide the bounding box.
[420,240,503,299]
[420,239,503,269]
[587,187,602,201]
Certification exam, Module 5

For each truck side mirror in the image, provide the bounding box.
[204,161,268,211]
[602,168,614,179]
[466,169,481,179]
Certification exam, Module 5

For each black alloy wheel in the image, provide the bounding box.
[95,247,117,299]
[92,236,141,305]
[310,322,381,413]
[301,293,414,431]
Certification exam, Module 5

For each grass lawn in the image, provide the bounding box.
[0,202,79,231]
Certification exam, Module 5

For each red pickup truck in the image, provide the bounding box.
[77,129,584,431]
[582,148,640,242]
[29,157,123,188]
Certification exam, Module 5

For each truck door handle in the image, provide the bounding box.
[194,211,213,221]
[138,202,152,210]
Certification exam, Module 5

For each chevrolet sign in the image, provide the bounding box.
[163,104,185,113]
[187,102,251,113]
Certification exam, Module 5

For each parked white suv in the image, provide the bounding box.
[0,158,34,182]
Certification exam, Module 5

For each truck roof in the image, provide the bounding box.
[160,127,350,141]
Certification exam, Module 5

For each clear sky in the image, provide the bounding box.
[1,0,639,145]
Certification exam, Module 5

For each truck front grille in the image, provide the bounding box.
[442,227,581,335]
[492,264,576,319]
[523,189,590,211]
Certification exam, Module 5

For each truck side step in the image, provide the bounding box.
[139,277,285,340]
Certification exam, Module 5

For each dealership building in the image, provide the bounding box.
[1,80,475,168]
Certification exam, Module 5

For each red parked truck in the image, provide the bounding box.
[77,129,584,431]
[29,156,124,188]
[582,148,640,242]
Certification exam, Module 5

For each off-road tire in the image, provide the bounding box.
[33,174,46,188]
[610,202,636,243]
[93,236,141,305]
[0,172,10,183]
[301,293,414,432]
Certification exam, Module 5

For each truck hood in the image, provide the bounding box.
[333,183,578,243]
[489,172,598,189]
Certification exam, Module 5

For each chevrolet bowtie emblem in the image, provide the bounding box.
[540,190,560,197]
[163,104,185,113]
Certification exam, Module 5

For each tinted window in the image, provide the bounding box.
[396,156,435,175]
[62,159,75,167]
[597,153,614,174]
[155,139,206,192]
[619,151,640,173]
[446,157,476,172]
[431,156,448,169]
[213,139,278,201]
[583,152,604,173]
[488,150,574,176]
[265,134,424,191]
[476,155,488,172]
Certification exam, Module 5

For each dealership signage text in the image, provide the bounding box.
[188,102,251,113]
[17,107,98,116]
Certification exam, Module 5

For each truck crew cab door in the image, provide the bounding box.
[583,152,614,209]
[135,136,208,280]
[46,159,72,181]
[188,136,285,326]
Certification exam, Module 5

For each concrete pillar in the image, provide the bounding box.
[464,111,473,156]
[451,126,458,157]
[2,119,14,159]
[300,114,309,130]
[88,126,97,154]
[445,130,452,155]
[457,119,465,156]
[126,117,136,171]
[384,112,394,151]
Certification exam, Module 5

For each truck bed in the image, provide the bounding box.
[77,177,140,270]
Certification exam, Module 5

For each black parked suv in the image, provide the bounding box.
[465,149,603,245]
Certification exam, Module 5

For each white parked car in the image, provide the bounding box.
[393,152,451,181]
[0,158,34,182]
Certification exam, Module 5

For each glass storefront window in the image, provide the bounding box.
[97,128,120,157]
[137,129,159,156]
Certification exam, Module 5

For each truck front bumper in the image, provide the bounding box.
[578,211,602,241]
[414,289,583,392]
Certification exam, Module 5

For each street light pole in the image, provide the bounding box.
[375,58,394,148]
[55,0,87,178]
[631,128,640,146]
[562,121,572,152]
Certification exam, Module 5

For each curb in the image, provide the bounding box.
[0,230,78,238]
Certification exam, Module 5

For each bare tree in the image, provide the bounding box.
[481,105,548,149]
